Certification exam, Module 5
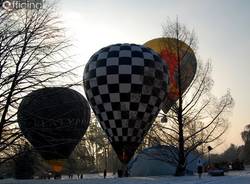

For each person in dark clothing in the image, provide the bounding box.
[117,169,123,178]
[124,169,129,177]
[197,159,203,179]
[104,169,107,179]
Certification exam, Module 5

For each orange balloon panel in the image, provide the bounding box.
[144,38,197,113]
[47,160,64,173]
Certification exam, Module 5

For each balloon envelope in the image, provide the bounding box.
[84,43,168,164]
[18,87,90,169]
[144,38,197,113]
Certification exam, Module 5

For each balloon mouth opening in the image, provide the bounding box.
[112,142,141,164]
[47,160,64,173]
[118,151,130,164]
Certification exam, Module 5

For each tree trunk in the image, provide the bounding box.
[175,25,186,176]
[175,106,186,176]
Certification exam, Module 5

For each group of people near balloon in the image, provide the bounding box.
[17,37,197,177]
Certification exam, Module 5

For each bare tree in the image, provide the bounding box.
[0,3,81,163]
[143,20,234,176]
[241,124,250,143]
[241,124,250,164]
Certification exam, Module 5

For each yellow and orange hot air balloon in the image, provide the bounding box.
[144,37,197,113]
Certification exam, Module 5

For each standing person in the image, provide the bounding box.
[117,169,122,178]
[124,169,129,177]
[103,169,107,179]
[197,159,203,179]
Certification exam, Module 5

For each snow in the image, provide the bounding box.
[1,170,250,184]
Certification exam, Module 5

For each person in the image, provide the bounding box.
[117,169,122,178]
[124,169,129,177]
[197,159,203,179]
[103,169,107,179]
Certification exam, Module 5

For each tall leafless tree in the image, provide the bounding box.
[241,124,250,164]
[143,20,234,176]
[0,3,81,164]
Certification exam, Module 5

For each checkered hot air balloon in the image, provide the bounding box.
[83,43,169,164]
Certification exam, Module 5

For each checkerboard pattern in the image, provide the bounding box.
[84,43,168,145]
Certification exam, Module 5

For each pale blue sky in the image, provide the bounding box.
[58,0,250,152]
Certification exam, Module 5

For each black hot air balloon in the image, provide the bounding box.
[84,43,169,164]
[18,87,90,172]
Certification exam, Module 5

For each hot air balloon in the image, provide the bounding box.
[18,87,90,173]
[83,43,169,165]
[144,38,197,113]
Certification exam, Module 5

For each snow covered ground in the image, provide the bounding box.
[1,170,250,184]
